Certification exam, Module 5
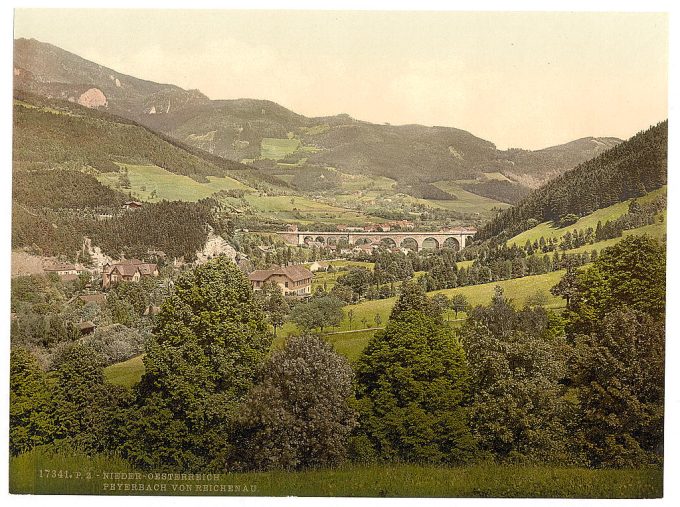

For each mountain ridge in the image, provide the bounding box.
[14,37,624,194]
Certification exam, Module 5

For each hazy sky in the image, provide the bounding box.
[14,9,668,149]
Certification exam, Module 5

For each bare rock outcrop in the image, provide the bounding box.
[77,87,108,108]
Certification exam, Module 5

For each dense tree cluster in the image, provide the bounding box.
[460,180,531,205]
[291,167,343,192]
[460,288,573,464]
[13,169,127,209]
[13,95,244,181]
[88,199,215,260]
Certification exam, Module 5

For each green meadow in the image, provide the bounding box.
[260,138,301,159]
[103,355,145,388]
[10,447,662,497]
[97,164,250,202]
[430,180,512,215]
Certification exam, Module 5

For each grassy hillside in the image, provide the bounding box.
[477,122,667,241]
[507,186,666,247]
[103,355,144,388]
[96,164,250,202]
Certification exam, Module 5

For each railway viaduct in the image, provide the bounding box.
[277,229,477,251]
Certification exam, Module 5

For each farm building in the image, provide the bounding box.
[44,262,80,276]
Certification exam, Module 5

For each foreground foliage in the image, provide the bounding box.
[122,256,273,470]
[230,334,357,470]
[354,282,476,464]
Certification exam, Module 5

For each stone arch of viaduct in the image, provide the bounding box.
[278,230,476,251]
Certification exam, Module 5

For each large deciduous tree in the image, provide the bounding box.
[460,298,572,464]
[289,295,343,332]
[229,334,357,470]
[570,307,664,467]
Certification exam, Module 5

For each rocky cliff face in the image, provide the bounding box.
[195,232,237,265]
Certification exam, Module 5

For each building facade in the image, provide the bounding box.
[102,259,159,289]
[248,265,313,296]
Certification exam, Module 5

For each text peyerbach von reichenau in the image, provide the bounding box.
[97,471,257,493]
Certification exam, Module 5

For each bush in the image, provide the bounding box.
[83,324,148,365]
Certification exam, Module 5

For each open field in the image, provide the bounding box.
[9,447,662,497]
[507,186,667,247]
[260,137,301,159]
[97,164,250,202]
[325,270,566,337]
[103,355,144,388]
[430,180,512,216]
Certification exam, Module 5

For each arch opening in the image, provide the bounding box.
[400,238,419,252]
[443,237,461,251]
[422,237,440,250]
[379,237,397,249]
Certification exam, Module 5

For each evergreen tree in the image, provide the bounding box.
[355,289,476,464]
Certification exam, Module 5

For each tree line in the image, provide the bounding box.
[11,235,665,469]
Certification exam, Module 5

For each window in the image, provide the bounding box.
[285,282,289,288]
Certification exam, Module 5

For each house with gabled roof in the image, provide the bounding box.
[102,259,159,289]
[248,265,313,296]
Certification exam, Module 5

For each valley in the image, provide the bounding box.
[9,33,667,499]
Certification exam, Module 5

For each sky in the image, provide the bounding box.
[13,9,668,149]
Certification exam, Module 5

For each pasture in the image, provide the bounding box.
[430,180,512,216]
[507,186,666,247]
[260,138,300,159]
[103,355,144,388]
[97,164,249,202]
[9,447,662,497]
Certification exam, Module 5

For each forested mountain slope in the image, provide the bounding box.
[476,121,667,241]
[15,38,622,192]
